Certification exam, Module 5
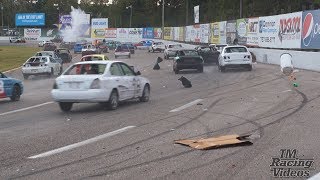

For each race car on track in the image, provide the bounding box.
[35,51,63,64]
[149,42,165,52]
[38,40,50,47]
[9,36,26,43]
[54,48,73,63]
[218,45,252,72]
[195,45,220,64]
[0,72,23,101]
[43,42,57,51]
[82,44,98,57]
[173,49,204,74]
[21,56,63,79]
[80,54,109,62]
[114,44,131,59]
[74,43,84,54]
[164,44,183,59]
[51,61,151,112]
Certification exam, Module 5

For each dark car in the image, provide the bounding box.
[43,42,57,51]
[54,48,72,63]
[173,49,204,74]
[60,41,75,50]
[123,43,135,54]
[96,41,109,53]
[195,46,220,64]
[35,51,63,64]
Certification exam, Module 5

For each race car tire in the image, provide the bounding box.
[49,68,54,77]
[59,102,73,112]
[139,84,150,102]
[107,90,119,110]
[10,85,21,101]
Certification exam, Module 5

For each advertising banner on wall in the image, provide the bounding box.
[236,18,248,45]
[129,28,143,39]
[154,28,162,39]
[105,28,117,38]
[185,26,192,42]
[59,15,72,31]
[190,25,201,42]
[200,24,210,43]
[210,22,220,44]
[173,27,180,41]
[246,18,259,46]
[194,5,200,24]
[16,13,45,26]
[301,10,320,49]
[59,14,90,37]
[91,18,108,38]
[179,27,185,41]
[226,20,237,45]
[24,28,41,40]
[117,28,129,39]
[219,21,227,44]
[278,12,302,48]
[164,27,172,40]
[142,27,154,39]
[41,28,59,37]
[258,15,280,48]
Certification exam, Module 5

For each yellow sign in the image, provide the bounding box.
[164,27,171,40]
[210,22,220,44]
[91,28,106,38]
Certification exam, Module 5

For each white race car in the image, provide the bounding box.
[164,44,183,59]
[22,56,62,79]
[51,61,150,112]
[38,40,49,47]
[149,42,165,52]
[218,45,252,72]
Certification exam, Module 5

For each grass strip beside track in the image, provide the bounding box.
[0,46,42,72]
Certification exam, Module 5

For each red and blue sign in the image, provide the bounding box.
[142,28,154,39]
[301,10,320,49]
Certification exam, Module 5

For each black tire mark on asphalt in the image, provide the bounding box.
[11,99,222,179]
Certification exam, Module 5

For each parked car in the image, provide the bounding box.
[173,49,204,74]
[54,48,72,63]
[51,61,150,112]
[0,71,23,101]
[114,44,131,59]
[164,44,183,59]
[9,36,26,43]
[38,40,50,47]
[134,40,154,49]
[35,51,63,64]
[21,56,62,79]
[74,43,84,54]
[218,45,252,72]
[122,43,135,54]
[43,42,57,51]
[80,54,109,62]
[82,44,98,57]
[149,42,165,52]
[195,45,220,64]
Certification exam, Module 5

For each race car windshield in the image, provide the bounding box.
[64,64,107,75]
[36,52,52,56]
[225,47,248,53]
[182,50,199,56]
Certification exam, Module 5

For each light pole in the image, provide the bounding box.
[54,4,60,24]
[1,3,3,30]
[162,0,164,39]
[126,5,132,28]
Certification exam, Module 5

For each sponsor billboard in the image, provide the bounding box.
[236,18,248,45]
[247,18,259,46]
[24,28,41,40]
[179,27,185,41]
[226,20,237,45]
[129,28,143,39]
[219,21,227,44]
[105,28,117,38]
[210,22,220,44]
[190,25,200,42]
[200,24,210,43]
[59,14,90,37]
[164,27,172,40]
[91,29,106,38]
[301,10,320,49]
[117,28,129,39]
[278,12,302,48]
[258,15,280,48]
[173,27,180,41]
[185,26,192,42]
[194,5,200,24]
[154,28,162,39]
[15,13,45,26]
[142,28,154,39]
[91,18,108,29]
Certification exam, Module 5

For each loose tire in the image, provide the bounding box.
[59,102,73,112]
[139,85,150,102]
[10,85,21,101]
[107,90,119,110]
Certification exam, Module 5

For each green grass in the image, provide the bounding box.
[0,46,42,72]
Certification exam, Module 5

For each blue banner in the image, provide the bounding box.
[15,13,45,26]
[301,10,320,49]
[142,28,154,39]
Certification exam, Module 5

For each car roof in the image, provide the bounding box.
[82,54,105,58]
[37,51,54,53]
[29,56,50,59]
[224,45,247,48]
[179,49,197,51]
[75,60,121,65]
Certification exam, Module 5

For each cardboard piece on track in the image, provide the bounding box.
[174,134,252,150]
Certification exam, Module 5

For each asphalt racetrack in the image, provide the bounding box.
[1,44,320,179]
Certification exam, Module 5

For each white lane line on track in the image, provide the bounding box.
[28,126,136,159]
[3,67,21,73]
[0,101,54,116]
[169,99,203,112]
[308,172,320,180]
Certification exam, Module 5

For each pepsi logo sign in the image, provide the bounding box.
[302,12,320,47]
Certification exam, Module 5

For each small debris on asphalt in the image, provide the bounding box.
[170,129,175,131]
[174,134,253,150]
[197,103,203,105]
[203,108,208,111]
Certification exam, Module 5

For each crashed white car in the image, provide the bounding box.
[22,56,62,79]
[149,42,165,52]
[51,61,151,112]
[164,44,183,59]
[38,40,49,47]
[218,45,252,72]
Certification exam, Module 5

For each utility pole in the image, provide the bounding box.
[162,0,164,39]
[1,3,3,31]
[126,5,132,28]
[186,0,189,25]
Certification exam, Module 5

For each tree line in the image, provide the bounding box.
[0,0,319,29]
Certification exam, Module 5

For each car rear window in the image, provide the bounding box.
[36,52,53,57]
[155,42,163,45]
[181,50,199,56]
[225,47,247,53]
[65,64,107,75]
